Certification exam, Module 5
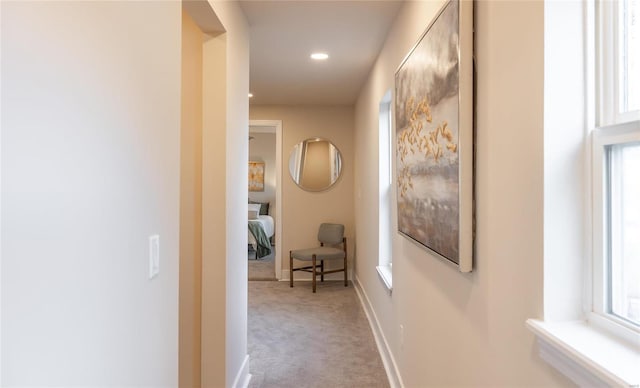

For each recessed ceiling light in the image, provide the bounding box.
[248,93,254,98]
[310,52,329,60]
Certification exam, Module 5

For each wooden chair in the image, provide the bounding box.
[289,223,347,293]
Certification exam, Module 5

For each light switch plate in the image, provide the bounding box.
[149,235,160,279]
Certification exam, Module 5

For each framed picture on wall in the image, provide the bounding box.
[249,161,265,192]
[394,0,474,272]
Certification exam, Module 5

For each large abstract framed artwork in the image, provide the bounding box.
[395,0,473,272]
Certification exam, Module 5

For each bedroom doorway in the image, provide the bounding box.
[248,120,283,280]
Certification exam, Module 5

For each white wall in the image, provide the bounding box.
[1,2,180,385]
[249,132,276,210]
[250,106,355,279]
[0,2,3,381]
[354,1,572,385]
[543,0,588,323]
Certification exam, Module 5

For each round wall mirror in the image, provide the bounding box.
[288,138,343,192]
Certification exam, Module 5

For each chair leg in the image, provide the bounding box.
[312,254,317,293]
[320,260,324,282]
[289,251,293,288]
[344,255,348,287]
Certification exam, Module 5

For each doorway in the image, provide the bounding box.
[248,120,283,280]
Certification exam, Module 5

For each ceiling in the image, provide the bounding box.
[239,1,404,106]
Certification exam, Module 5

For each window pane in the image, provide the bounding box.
[609,142,640,325]
[379,93,393,267]
[620,0,640,113]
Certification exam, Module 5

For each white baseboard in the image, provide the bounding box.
[354,275,404,388]
[231,354,251,388]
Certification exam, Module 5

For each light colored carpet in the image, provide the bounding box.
[248,281,390,388]
[248,247,276,281]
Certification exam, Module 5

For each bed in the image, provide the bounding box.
[248,203,274,259]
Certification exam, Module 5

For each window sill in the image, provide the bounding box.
[376,265,392,293]
[526,319,640,387]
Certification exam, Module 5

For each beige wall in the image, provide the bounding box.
[180,10,203,388]
[354,1,572,386]
[201,30,228,385]
[1,1,181,385]
[301,141,332,190]
[205,2,251,386]
[1,2,250,386]
[248,132,276,209]
[250,106,355,278]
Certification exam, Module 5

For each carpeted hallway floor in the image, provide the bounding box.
[248,246,276,280]
[247,281,390,388]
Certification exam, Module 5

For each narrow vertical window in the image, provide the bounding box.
[377,90,393,291]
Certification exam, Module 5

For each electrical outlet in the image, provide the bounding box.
[149,235,159,279]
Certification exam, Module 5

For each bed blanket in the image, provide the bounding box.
[248,221,272,259]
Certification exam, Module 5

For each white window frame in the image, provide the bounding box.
[591,0,640,339]
[527,2,640,385]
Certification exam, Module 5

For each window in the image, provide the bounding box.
[619,0,639,114]
[593,0,640,334]
[593,124,640,333]
[598,0,640,125]
[527,2,639,385]
[377,90,393,291]
[608,142,640,325]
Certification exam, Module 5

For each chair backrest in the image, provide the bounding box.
[317,223,344,245]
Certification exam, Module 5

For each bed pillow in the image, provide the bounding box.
[248,203,261,220]
[249,200,270,215]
